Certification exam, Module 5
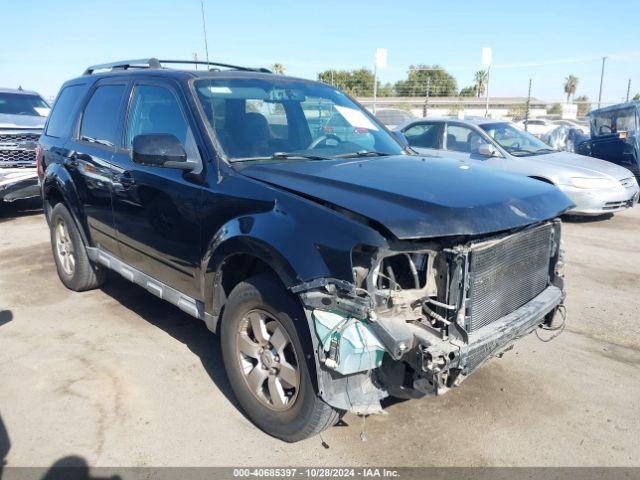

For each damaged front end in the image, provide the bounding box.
[293,220,566,414]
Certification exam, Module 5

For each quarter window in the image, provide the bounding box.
[80,85,126,146]
[46,85,84,138]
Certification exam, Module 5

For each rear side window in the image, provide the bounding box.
[46,85,84,138]
[80,85,126,146]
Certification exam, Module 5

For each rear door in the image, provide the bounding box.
[110,78,204,298]
[63,80,129,253]
[401,121,444,157]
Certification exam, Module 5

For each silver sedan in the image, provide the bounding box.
[394,118,639,216]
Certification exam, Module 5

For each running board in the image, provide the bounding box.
[86,247,218,332]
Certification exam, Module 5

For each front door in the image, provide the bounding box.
[401,122,444,157]
[111,80,205,298]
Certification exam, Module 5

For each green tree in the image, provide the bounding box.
[633,93,640,101]
[393,65,457,97]
[459,86,476,97]
[575,95,591,116]
[564,75,579,102]
[271,63,285,75]
[548,103,562,115]
[507,104,527,120]
[317,68,376,96]
[474,70,488,98]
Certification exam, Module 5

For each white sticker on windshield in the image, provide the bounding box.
[34,107,51,117]
[334,105,379,131]
[208,86,232,94]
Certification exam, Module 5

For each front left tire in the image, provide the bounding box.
[220,273,342,442]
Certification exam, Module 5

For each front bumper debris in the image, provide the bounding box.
[0,168,39,202]
[295,220,566,414]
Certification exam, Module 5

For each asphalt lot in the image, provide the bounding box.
[1,198,639,468]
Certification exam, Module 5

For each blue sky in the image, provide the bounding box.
[2,0,639,103]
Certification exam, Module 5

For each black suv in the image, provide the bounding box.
[39,58,572,442]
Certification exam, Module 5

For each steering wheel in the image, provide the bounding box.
[309,134,343,150]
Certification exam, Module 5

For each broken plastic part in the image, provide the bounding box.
[313,310,386,375]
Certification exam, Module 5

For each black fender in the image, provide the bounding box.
[42,162,92,246]
[201,193,389,318]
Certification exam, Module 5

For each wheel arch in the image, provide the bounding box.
[42,164,91,246]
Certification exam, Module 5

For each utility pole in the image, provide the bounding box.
[482,47,493,118]
[193,52,198,70]
[484,65,491,118]
[597,56,607,109]
[524,78,532,131]
[373,63,378,114]
[423,77,431,117]
[626,79,631,102]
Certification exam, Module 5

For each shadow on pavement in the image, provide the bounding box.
[99,275,239,410]
[0,311,12,328]
[561,212,614,223]
[0,197,42,223]
[0,413,9,480]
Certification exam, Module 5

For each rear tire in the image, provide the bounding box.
[49,203,106,291]
[220,273,341,442]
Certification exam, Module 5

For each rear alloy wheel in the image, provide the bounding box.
[49,203,105,291]
[221,273,342,442]
[54,218,76,276]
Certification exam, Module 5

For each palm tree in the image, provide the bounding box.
[474,70,488,98]
[564,75,579,103]
[272,63,285,75]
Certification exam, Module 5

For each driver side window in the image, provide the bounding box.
[127,85,201,166]
[445,124,483,154]
[301,98,375,150]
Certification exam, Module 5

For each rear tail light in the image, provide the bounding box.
[35,144,43,177]
[353,127,368,134]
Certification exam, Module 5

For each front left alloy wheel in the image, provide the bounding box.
[220,273,342,442]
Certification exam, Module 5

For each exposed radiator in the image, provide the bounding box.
[466,223,553,332]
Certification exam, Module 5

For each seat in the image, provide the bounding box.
[240,112,272,157]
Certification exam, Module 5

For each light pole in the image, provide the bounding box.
[597,56,607,109]
[482,47,492,118]
[373,48,387,115]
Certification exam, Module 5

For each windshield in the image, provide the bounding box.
[0,93,50,116]
[193,78,404,161]
[480,122,555,156]
[590,107,637,137]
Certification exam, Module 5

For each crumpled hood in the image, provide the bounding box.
[0,113,46,130]
[532,151,633,180]
[238,155,574,239]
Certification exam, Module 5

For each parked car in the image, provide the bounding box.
[540,125,590,153]
[551,119,589,135]
[373,108,414,128]
[0,87,50,203]
[40,58,572,442]
[576,101,640,180]
[515,118,556,137]
[395,118,639,216]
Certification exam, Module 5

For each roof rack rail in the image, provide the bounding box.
[159,59,272,73]
[83,58,272,75]
[83,58,162,75]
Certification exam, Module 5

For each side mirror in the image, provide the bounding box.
[391,130,409,148]
[478,143,497,157]
[132,134,194,170]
